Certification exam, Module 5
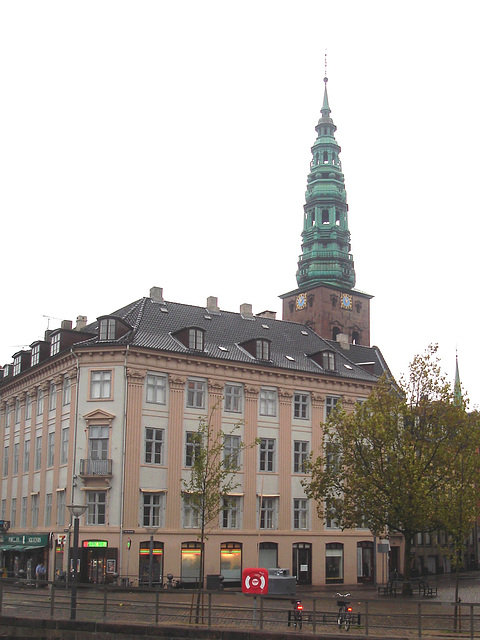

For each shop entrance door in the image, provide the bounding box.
[292,543,312,585]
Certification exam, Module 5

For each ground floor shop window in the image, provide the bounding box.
[181,541,202,585]
[258,542,277,569]
[220,542,241,584]
[357,541,374,583]
[139,541,163,585]
[326,542,343,583]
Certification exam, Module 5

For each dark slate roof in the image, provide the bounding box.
[77,296,390,384]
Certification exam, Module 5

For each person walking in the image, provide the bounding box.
[35,561,46,587]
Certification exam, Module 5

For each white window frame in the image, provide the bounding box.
[142,492,164,528]
[325,396,340,418]
[23,439,30,472]
[182,494,200,528]
[50,333,61,356]
[49,383,57,412]
[293,498,309,530]
[25,393,32,420]
[57,490,66,527]
[186,379,205,409]
[13,443,19,475]
[224,384,242,413]
[293,440,309,473]
[259,496,278,529]
[145,427,164,465]
[146,374,167,405]
[221,496,241,529]
[61,427,69,465]
[259,388,277,417]
[45,493,52,527]
[99,318,116,341]
[31,494,39,528]
[2,446,9,476]
[223,434,241,467]
[47,432,55,467]
[185,431,201,467]
[21,496,27,527]
[259,438,276,472]
[37,388,44,416]
[11,498,16,528]
[293,393,309,419]
[63,377,71,406]
[90,370,112,400]
[86,491,107,525]
[35,435,42,470]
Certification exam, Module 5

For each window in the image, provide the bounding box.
[5,404,11,427]
[294,393,309,419]
[325,396,339,418]
[2,446,9,476]
[259,388,277,417]
[31,345,40,366]
[35,435,42,470]
[21,496,27,527]
[145,428,164,465]
[37,388,44,415]
[146,374,166,404]
[31,494,39,527]
[185,431,201,467]
[47,432,55,467]
[56,490,66,527]
[188,328,204,351]
[49,383,57,411]
[50,333,61,356]
[322,351,336,371]
[186,379,205,409]
[61,428,69,465]
[182,494,200,528]
[293,498,309,529]
[11,498,16,528]
[14,399,20,424]
[142,492,163,527]
[225,384,242,413]
[44,493,52,527]
[86,491,107,525]
[223,434,241,467]
[259,438,275,472]
[0,499,5,521]
[25,393,32,420]
[259,496,278,529]
[99,318,116,341]
[89,425,109,460]
[13,356,21,376]
[255,339,270,360]
[63,377,71,406]
[293,440,309,473]
[90,370,112,399]
[325,501,340,529]
[13,443,19,475]
[326,543,344,583]
[221,496,241,528]
[23,440,30,472]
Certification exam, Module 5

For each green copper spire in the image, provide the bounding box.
[296,76,355,289]
[454,351,462,406]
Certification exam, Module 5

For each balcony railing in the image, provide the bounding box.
[80,458,113,476]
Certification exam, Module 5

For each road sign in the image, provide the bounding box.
[242,568,269,594]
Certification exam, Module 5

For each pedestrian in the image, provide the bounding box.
[35,561,46,587]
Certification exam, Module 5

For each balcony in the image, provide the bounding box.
[79,458,113,477]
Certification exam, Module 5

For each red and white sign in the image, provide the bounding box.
[242,567,269,594]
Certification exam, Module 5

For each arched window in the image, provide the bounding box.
[326,543,344,583]
[322,209,329,225]
[323,151,328,164]
[220,542,242,584]
[352,331,360,345]
[332,326,341,341]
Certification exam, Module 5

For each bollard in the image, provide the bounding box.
[50,582,55,619]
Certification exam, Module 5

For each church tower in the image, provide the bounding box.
[281,75,372,346]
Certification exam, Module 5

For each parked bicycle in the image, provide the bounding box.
[287,599,303,629]
[336,592,352,631]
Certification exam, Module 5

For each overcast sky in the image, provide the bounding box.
[1,1,479,406]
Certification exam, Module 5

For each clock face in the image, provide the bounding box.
[341,293,352,310]
[295,293,307,310]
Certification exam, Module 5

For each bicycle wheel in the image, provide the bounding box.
[344,613,351,631]
[337,613,343,628]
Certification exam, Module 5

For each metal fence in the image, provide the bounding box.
[1,579,480,639]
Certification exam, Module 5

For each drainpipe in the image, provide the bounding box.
[119,345,130,582]
[68,349,81,584]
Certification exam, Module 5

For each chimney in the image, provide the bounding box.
[206,296,219,312]
[257,310,276,320]
[61,320,73,330]
[150,286,164,303]
[75,315,87,331]
[240,303,253,318]
[336,333,350,350]
[44,329,52,341]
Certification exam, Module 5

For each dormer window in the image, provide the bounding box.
[322,351,336,371]
[99,318,116,341]
[256,339,270,360]
[189,328,204,351]
[13,356,21,376]
[50,333,61,356]
[31,345,40,366]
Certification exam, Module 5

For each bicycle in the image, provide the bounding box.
[287,599,303,630]
[336,592,352,631]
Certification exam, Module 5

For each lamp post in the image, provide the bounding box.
[145,526,159,587]
[67,504,87,620]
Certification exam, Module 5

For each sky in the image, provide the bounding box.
[1,1,479,406]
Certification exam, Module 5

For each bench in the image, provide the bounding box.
[378,581,397,596]
[423,583,438,597]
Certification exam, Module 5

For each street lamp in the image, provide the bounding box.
[145,526,159,587]
[67,504,87,620]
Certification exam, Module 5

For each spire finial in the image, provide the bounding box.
[324,49,328,84]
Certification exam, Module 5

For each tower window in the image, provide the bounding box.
[332,326,341,341]
[323,152,328,164]
[352,331,360,345]
[311,211,316,226]
[335,212,341,226]
[322,209,329,225]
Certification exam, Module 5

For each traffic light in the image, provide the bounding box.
[127,538,131,550]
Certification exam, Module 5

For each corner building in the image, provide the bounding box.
[0,77,395,587]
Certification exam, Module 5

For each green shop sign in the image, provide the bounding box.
[82,540,108,548]
[0,533,49,550]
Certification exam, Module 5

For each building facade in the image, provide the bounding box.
[0,77,400,587]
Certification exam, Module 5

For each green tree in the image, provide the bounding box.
[182,403,259,618]
[303,345,480,594]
